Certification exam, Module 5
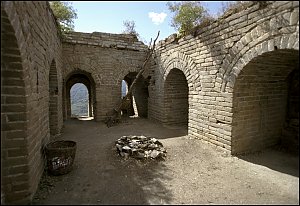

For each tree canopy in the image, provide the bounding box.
[167,1,212,36]
[49,1,78,37]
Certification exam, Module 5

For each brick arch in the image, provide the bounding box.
[162,51,200,90]
[231,49,299,154]
[114,56,150,86]
[225,35,298,93]
[65,69,97,120]
[119,71,150,118]
[163,68,189,128]
[114,61,151,118]
[226,12,299,154]
[1,2,28,66]
[215,13,299,92]
[115,67,141,86]
[159,51,197,130]
[63,54,103,86]
[219,18,299,154]
[1,4,30,204]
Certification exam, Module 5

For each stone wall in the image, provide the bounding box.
[1,1,299,205]
[62,32,151,121]
[1,1,63,204]
[149,1,299,154]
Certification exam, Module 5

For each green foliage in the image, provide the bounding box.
[49,1,77,37]
[122,20,140,39]
[217,1,251,18]
[167,1,211,36]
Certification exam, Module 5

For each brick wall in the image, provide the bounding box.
[62,32,150,121]
[281,68,299,153]
[1,1,63,204]
[1,1,298,204]
[149,1,299,154]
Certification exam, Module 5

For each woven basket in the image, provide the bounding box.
[45,140,77,175]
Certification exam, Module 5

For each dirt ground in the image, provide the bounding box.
[32,117,299,205]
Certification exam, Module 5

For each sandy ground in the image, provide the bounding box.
[32,117,299,205]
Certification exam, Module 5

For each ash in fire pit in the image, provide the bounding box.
[115,135,167,160]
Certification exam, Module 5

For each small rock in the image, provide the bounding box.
[116,144,123,151]
[122,146,131,150]
[150,150,160,158]
[124,153,129,159]
[148,144,157,149]
[136,152,144,159]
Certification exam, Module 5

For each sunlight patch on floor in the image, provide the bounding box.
[77,116,94,121]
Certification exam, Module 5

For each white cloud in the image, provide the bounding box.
[148,12,167,25]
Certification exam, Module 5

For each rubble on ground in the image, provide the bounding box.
[115,135,167,160]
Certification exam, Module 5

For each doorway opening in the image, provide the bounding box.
[70,83,90,119]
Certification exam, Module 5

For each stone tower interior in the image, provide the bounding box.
[1,1,299,204]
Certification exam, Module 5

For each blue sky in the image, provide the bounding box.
[70,1,227,43]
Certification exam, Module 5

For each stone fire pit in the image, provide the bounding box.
[115,135,167,160]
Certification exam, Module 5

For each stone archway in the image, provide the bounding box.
[65,70,96,120]
[159,51,197,132]
[1,7,30,204]
[164,68,189,128]
[232,49,299,154]
[122,72,149,118]
[122,73,136,117]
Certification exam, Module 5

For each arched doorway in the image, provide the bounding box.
[232,49,299,154]
[1,8,29,204]
[65,70,96,120]
[164,68,188,128]
[70,83,89,117]
[121,72,149,118]
[121,79,134,116]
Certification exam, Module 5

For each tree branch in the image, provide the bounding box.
[116,31,160,113]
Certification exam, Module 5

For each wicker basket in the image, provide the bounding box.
[45,140,77,175]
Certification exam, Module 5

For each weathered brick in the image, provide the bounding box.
[7,148,28,158]
[2,2,298,204]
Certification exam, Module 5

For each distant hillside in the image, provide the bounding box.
[71,83,88,117]
[122,80,127,97]
[70,82,127,117]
